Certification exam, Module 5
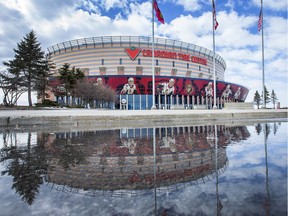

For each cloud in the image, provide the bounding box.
[169,0,204,12]
[77,0,131,15]
[100,0,128,11]
[252,0,288,11]
[77,0,101,15]
[129,1,151,19]
[224,0,236,11]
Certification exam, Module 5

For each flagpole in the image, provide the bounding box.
[151,0,156,109]
[261,0,266,108]
[212,0,217,109]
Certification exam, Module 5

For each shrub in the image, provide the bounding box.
[35,99,58,107]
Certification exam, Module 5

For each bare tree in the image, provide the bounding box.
[74,79,97,108]
[74,79,115,108]
[0,69,26,106]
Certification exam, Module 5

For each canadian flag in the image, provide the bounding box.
[212,0,219,30]
[154,0,165,24]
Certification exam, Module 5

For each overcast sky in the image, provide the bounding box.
[0,0,287,107]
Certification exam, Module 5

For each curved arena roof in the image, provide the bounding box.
[47,36,226,70]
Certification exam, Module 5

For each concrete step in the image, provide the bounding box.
[224,102,254,109]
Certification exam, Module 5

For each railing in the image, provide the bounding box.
[120,94,225,110]
[55,94,226,109]
[55,96,115,109]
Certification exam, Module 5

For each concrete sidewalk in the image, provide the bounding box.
[0,108,287,130]
[0,107,287,116]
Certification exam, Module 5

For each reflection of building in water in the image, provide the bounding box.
[43,125,250,196]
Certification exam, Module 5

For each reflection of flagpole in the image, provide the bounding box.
[153,127,157,214]
[260,0,266,108]
[151,0,156,109]
[215,124,223,215]
[215,125,219,213]
[263,124,270,215]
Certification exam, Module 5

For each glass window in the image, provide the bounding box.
[119,58,122,65]
[199,65,201,71]
[172,61,175,67]
[187,63,189,69]
[102,59,104,65]
[156,59,159,66]
[138,58,141,65]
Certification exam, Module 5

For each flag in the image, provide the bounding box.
[212,0,219,30]
[258,8,262,31]
[153,0,165,24]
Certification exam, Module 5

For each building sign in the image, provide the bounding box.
[125,47,207,65]
[191,56,207,65]
[142,49,207,65]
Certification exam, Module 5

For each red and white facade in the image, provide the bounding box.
[47,36,248,104]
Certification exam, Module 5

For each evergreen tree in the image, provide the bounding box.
[261,85,270,107]
[58,63,85,106]
[253,90,261,109]
[34,54,55,103]
[270,89,278,109]
[2,31,51,106]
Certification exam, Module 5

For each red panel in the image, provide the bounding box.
[49,75,249,101]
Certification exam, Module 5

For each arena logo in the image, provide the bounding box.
[125,47,207,65]
[125,46,142,61]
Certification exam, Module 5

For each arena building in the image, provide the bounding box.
[47,36,249,109]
